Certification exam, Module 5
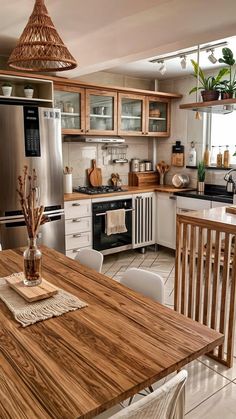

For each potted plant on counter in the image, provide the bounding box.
[2,82,13,97]
[189,60,229,101]
[218,48,236,98]
[24,84,34,98]
[197,161,206,193]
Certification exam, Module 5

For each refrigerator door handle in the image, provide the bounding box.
[44,209,65,216]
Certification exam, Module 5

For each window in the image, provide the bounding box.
[209,112,236,165]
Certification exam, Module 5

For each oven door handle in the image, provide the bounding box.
[95,208,134,217]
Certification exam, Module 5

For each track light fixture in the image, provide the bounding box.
[180,55,187,69]
[158,60,166,75]
[207,48,217,64]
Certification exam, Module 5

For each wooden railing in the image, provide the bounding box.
[175,208,236,367]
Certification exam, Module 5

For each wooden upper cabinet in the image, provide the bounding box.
[54,85,85,135]
[146,96,170,137]
[85,89,117,135]
[53,84,171,137]
[118,93,146,136]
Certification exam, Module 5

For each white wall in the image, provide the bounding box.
[62,137,153,187]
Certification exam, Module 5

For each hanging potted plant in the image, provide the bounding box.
[197,161,206,193]
[2,82,13,97]
[189,60,229,102]
[218,48,236,99]
[24,84,34,98]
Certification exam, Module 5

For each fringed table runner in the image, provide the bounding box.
[0,273,88,327]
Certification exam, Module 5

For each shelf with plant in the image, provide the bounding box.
[189,60,229,102]
[218,48,236,99]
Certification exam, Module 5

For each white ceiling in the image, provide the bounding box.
[0,0,236,79]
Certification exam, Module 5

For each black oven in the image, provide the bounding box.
[92,198,133,255]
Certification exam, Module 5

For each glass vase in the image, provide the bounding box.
[23,238,42,286]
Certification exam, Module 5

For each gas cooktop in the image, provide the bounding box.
[73,186,128,195]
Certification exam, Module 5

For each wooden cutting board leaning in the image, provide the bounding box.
[87,159,102,186]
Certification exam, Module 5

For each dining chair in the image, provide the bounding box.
[109,369,188,419]
[120,267,164,400]
[120,267,164,303]
[75,248,104,273]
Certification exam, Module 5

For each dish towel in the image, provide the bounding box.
[105,209,127,236]
[0,274,88,327]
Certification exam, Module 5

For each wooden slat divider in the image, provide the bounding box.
[195,227,204,322]
[188,225,196,318]
[181,223,188,315]
[174,219,182,312]
[227,238,236,366]
[211,231,221,330]
[218,233,231,359]
[175,208,236,368]
[203,229,213,326]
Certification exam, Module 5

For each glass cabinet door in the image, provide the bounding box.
[54,87,85,134]
[86,90,117,134]
[147,97,170,136]
[118,94,145,135]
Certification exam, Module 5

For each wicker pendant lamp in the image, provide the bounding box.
[8,0,77,72]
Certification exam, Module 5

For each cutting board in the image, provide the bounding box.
[87,159,102,187]
[6,277,59,302]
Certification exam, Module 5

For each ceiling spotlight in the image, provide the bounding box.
[158,60,166,75]
[207,49,217,64]
[180,55,187,70]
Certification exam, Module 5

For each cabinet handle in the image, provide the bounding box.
[81,129,84,132]
[169,195,177,200]
[142,131,145,135]
[72,203,80,207]
[72,218,81,222]
[73,233,82,238]
[86,129,89,133]
[73,249,80,253]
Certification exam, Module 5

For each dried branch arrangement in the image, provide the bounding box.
[16,166,47,239]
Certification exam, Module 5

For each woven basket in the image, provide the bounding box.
[8,0,77,72]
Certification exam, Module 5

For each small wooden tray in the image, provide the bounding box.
[6,277,59,302]
[226,206,236,215]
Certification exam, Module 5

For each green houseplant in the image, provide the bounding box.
[24,84,34,99]
[2,81,13,97]
[218,48,236,98]
[189,59,229,102]
[197,161,206,193]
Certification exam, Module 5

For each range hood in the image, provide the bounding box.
[63,136,125,143]
[179,98,236,114]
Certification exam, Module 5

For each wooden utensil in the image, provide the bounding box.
[87,159,102,187]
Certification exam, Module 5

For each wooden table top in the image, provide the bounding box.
[0,247,223,419]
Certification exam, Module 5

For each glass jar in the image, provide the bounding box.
[23,238,42,286]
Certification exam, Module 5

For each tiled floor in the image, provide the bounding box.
[97,246,236,418]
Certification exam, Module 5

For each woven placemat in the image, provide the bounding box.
[0,273,88,327]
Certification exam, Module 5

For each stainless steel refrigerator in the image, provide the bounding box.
[0,105,65,252]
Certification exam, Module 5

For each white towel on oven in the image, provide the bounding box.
[105,209,127,236]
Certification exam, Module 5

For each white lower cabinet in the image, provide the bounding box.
[156,193,176,250]
[64,199,92,259]
[132,192,155,248]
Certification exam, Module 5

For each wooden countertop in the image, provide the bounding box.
[0,247,223,419]
[177,206,236,231]
[64,185,195,201]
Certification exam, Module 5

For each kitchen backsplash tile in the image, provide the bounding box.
[62,137,152,187]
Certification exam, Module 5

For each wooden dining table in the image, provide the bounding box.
[0,247,224,419]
